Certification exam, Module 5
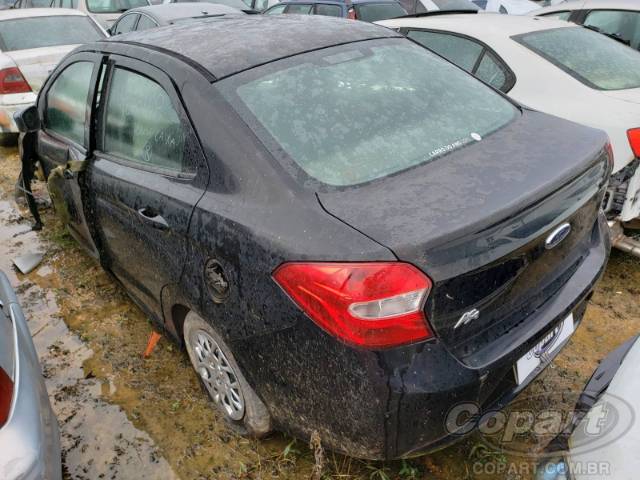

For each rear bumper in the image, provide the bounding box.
[0,93,37,134]
[391,210,610,459]
[0,272,61,480]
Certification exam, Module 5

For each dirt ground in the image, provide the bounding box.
[0,145,639,480]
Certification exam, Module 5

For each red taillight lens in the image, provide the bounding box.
[347,7,356,19]
[0,367,13,427]
[627,128,640,158]
[273,262,433,348]
[0,67,32,95]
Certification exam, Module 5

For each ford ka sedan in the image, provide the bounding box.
[16,15,611,459]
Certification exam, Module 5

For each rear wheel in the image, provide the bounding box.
[183,311,272,437]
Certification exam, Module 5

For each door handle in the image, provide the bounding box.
[137,207,169,229]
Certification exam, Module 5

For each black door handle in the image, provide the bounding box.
[137,207,169,229]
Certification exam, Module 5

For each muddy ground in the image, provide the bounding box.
[0,145,638,480]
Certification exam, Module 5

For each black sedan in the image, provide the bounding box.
[109,2,244,34]
[16,15,611,459]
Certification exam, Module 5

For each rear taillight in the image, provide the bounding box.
[0,67,31,95]
[347,7,357,19]
[627,128,640,158]
[273,262,433,348]
[0,367,13,427]
[604,141,614,171]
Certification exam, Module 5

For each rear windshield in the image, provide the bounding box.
[355,2,407,21]
[0,16,104,51]
[86,0,147,13]
[516,27,640,91]
[221,39,517,187]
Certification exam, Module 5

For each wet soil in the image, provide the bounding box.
[0,146,638,480]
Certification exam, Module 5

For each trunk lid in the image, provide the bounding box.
[6,45,78,92]
[318,110,609,364]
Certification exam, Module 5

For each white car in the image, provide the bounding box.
[12,0,151,28]
[378,13,640,255]
[531,0,640,51]
[0,9,106,143]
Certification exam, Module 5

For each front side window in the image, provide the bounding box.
[355,2,407,22]
[285,3,312,13]
[46,61,94,145]
[516,26,640,90]
[408,30,482,71]
[315,3,342,16]
[104,68,185,171]
[221,39,517,187]
[86,0,147,14]
[265,3,286,13]
[583,10,640,50]
[113,13,138,34]
[0,16,103,51]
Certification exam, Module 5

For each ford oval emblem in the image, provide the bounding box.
[545,222,571,250]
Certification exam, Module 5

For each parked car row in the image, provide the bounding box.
[2,0,640,476]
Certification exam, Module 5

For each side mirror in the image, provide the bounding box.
[13,105,40,133]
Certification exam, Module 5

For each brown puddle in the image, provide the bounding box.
[1,145,639,479]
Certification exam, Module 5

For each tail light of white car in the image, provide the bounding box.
[0,366,12,427]
[627,128,640,158]
[0,67,31,95]
[273,262,433,348]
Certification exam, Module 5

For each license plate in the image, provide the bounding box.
[515,313,574,385]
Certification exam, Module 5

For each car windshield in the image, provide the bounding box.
[516,26,640,91]
[86,0,147,13]
[0,16,104,51]
[221,39,517,187]
[356,2,407,21]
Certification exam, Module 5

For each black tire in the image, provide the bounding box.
[183,311,272,437]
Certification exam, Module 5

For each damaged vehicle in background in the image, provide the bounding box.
[0,271,62,480]
[537,335,640,480]
[0,8,107,145]
[16,15,611,459]
[379,13,640,257]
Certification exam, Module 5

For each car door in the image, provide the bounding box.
[405,29,515,92]
[90,56,207,319]
[36,53,103,258]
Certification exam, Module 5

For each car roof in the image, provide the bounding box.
[126,2,243,21]
[379,11,575,38]
[279,0,401,3]
[0,7,87,19]
[533,0,640,14]
[107,14,400,79]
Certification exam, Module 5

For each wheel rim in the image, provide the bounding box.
[190,329,245,420]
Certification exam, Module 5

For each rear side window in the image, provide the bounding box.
[222,39,516,187]
[265,3,286,13]
[315,3,342,16]
[432,0,478,10]
[583,10,640,50]
[136,15,157,30]
[355,2,407,22]
[516,26,640,90]
[113,13,138,34]
[104,68,185,171]
[407,30,482,71]
[46,61,94,146]
[0,16,103,51]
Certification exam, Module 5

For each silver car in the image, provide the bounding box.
[0,271,61,480]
